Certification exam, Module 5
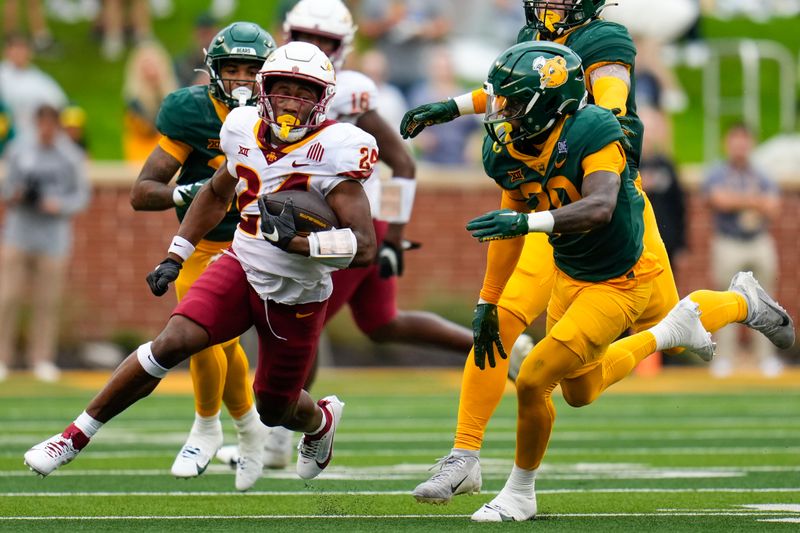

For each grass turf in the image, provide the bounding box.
[0,367,799,531]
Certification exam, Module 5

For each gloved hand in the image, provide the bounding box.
[146,258,182,296]
[472,303,507,370]
[377,241,403,278]
[173,179,209,207]
[258,195,296,250]
[400,99,459,139]
[466,209,529,242]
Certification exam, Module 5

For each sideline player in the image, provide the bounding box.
[129,22,275,491]
[23,42,377,484]
[406,0,795,504]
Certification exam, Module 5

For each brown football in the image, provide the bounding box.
[261,190,339,234]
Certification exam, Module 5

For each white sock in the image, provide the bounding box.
[74,411,104,438]
[233,405,259,432]
[504,465,536,497]
[451,447,479,458]
[648,321,676,352]
[308,408,328,435]
[193,411,221,432]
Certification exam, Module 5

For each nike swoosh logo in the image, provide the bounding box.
[554,159,566,168]
[450,474,469,493]
[296,311,314,318]
[264,227,279,242]
[292,161,310,168]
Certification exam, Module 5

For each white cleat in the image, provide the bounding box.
[507,333,534,382]
[263,425,293,469]
[729,271,795,350]
[171,421,223,478]
[471,490,537,522]
[412,454,482,504]
[234,424,266,492]
[24,430,84,477]
[660,297,716,361]
[296,395,344,480]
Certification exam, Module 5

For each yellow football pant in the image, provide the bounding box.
[454,190,748,451]
[175,239,253,419]
[515,255,657,469]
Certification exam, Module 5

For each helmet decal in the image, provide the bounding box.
[533,56,568,89]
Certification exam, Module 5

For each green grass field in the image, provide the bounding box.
[1,368,799,531]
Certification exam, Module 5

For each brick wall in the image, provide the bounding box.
[2,167,798,348]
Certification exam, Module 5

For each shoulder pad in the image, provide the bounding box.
[220,106,260,155]
[315,122,378,179]
[568,21,636,67]
[156,86,207,138]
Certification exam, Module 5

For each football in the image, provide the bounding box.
[260,190,339,234]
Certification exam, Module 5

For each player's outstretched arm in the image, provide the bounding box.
[400,88,485,139]
[175,164,237,247]
[130,146,184,211]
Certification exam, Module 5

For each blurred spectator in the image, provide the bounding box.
[603,0,700,112]
[2,0,57,54]
[0,104,91,382]
[60,104,88,152]
[703,122,784,378]
[0,33,67,141]
[96,0,152,61]
[638,105,687,268]
[122,40,177,162]
[407,45,479,165]
[174,12,219,87]
[358,0,451,98]
[358,49,408,131]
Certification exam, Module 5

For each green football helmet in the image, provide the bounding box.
[205,22,276,107]
[483,41,586,145]
[523,0,607,39]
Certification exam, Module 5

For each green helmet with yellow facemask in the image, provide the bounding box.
[483,41,586,146]
[523,0,607,39]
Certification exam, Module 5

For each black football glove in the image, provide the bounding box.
[258,195,296,250]
[472,303,507,370]
[146,258,182,297]
[377,241,404,278]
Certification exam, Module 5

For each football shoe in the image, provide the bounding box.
[412,454,482,504]
[171,419,223,478]
[24,424,89,477]
[296,395,344,480]
[471,488,536,522]
[729,271,795,350]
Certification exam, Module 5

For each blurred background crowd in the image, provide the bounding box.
[0,0,799,381]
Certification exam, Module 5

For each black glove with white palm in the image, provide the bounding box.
[472,302,507,370]
[258,195,296,250]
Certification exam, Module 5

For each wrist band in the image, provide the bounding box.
[168,235,195,261]
[453,92,475,116]
[526,211,555,234]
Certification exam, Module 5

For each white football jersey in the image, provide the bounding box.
[220,106,378,305]
[328,70,382,216]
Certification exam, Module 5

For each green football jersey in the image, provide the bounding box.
[156,85,238,242]
[517,20,644,173]
[482,105,644,282]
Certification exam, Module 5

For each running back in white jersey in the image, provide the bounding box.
[328,70,382,216]
[220,105,378,305]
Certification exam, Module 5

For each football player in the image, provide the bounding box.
[460,41,715,521]
[224,0,491,468]
[407,0,795,505]
[24,42,377,485]
[128,22,275,491]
